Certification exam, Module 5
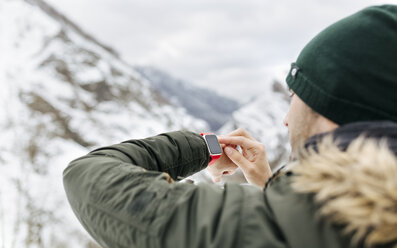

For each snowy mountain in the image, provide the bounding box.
[220,81,291,168]
[135,66,240,131]
[0,0,208,247]
[0,0,292,246]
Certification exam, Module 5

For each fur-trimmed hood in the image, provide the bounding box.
[291,122,397,248]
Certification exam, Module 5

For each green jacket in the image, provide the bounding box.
[63,130,397,248]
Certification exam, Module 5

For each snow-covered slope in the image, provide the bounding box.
[220,81,291,168]
[135,66,240,131]
[0,0,207,247]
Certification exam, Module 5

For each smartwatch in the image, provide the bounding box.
[200,133,222,165]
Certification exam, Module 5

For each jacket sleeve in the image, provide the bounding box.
[63,130,287,248]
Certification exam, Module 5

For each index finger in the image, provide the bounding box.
[227,128,255,141]
[218,136,258,149]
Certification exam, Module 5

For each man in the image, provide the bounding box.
[64,5,397,248]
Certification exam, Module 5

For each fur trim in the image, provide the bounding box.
[291,136,397,247]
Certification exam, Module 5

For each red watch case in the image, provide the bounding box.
[200,133,222,165]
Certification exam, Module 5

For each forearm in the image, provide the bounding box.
[66,130,210,180]
[62,130,209,247]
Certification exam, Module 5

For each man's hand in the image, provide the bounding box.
[206,142,239,183]
[209,128,272,188]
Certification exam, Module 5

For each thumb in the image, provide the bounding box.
[224,147,250,171]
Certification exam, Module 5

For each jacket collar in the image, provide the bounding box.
[291,121,397,247]
[304,121,397,156]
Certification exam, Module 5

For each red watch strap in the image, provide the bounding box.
[209,154,221,165]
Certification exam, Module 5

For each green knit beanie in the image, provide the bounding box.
[286,5,397,125]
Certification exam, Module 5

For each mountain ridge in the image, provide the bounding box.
[25,0,120,57]
[135,66,240,131]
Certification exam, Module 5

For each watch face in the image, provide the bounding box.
[204,134,222,155]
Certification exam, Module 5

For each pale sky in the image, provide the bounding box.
[47,0,390,101]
